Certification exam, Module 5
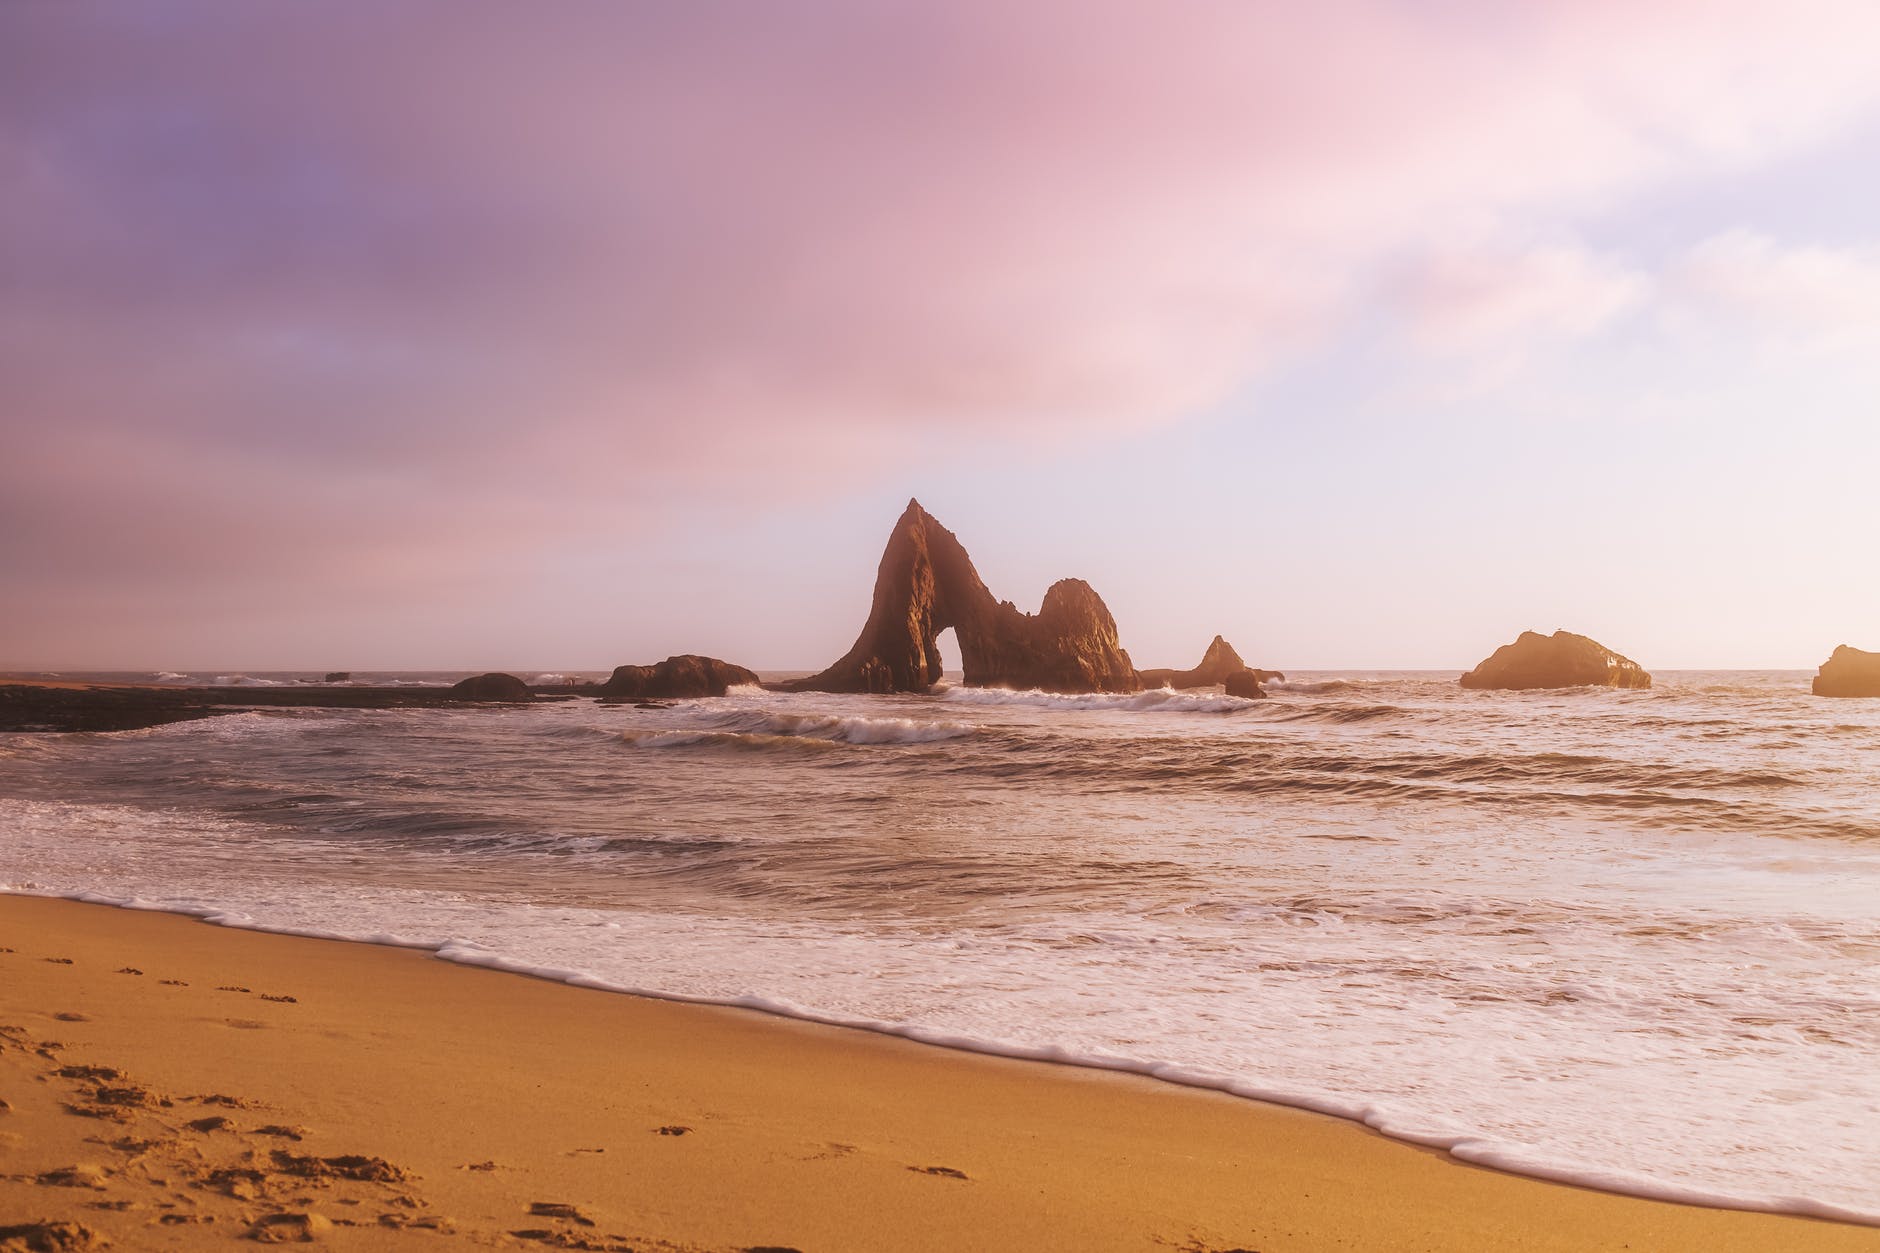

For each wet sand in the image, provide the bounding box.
[1,894,1874,1251]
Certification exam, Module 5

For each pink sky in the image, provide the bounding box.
[4,2,1879,669]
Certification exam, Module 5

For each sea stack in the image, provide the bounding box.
[1460,630,1651,690]
[1139,635,1284,696]
[788,499,1139,694]
[448,672,534,701]
[600,655,758,699]
[1812,645,1880,697]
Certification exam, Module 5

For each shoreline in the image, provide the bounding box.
[2,894,1874,1250]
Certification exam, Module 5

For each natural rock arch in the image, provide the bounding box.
[787,500,1140,694]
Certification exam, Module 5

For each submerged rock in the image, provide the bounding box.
[1460,630,1651,691]
[599,655,758,699]
[1812,645,1880,697]
[787,499,1139,694]
[448,672,534,702]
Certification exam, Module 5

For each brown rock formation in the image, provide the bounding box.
[1812,645,1880,697]
[1459,630,1651,691]
[788,500,1139,694]
[600,655,759,700]
[1138,636,1248,688]
[1139,635,1285,698]
[448,672,535,701]
[1223,669,1269,699]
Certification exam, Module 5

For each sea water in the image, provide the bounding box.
[1,671,1875,1222]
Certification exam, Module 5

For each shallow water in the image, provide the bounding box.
[2,671,1876,1221]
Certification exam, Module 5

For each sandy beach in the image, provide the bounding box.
[1,895,1872,1251]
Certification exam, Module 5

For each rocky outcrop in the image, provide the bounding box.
[1139,635,1285,696]
[1812,645,1880,697]
[1138,636,1248,688]
[788,500,1139,694]
[1460,630,1651,690]
[323,672,351,684]
[1223,669,1271,699]
[448,672,534,701]
[599,655,758,700]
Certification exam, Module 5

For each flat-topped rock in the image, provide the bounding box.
[787,500,1138,695]
[1460,630,1651,691]
[1812,645,1880,697]
[600,655,758,700]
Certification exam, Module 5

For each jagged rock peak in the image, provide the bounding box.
[787,501,1139,695]
[1460,629,1651,691]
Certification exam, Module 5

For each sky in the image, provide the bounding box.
[4,1,1879,672]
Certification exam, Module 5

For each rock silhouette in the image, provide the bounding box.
[1140,635,1284,696]
[600,655,758,699]
[1460,630,1651,690]
[448,673,535,701]
[1812,645,1880,697]
[789,500,1139,694]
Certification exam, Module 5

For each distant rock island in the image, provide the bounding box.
[1139,635,1284,695]
[1812,645,1880,697]
[1460,630,1652,690]
[449,672,535,702]
[787,499,1141,694]
[601,655,758,700]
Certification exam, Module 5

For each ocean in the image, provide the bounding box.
[2,670,1875,1223]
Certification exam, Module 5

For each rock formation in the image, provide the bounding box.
[600,655,758,700]
[1140,635,1285,696]
[1459,630,1651,690]
[1223,669,1272,699]
[1138,636,1248,688]
[788,500,1139,694]
[449,672,534,701]
[1812,645,1880,697]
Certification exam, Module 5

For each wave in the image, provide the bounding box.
[625,711,973,750]
[941,687,1256,714]
[11,887,1876,1229]
[211,674,285,687]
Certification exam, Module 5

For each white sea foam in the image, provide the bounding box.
[624,710,973,748]
[940,686,1255,713]
[5,881,1877,1228]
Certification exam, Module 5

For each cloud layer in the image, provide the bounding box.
[5,2,1880,664]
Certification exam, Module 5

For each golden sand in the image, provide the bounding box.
[1,894,1873,1251]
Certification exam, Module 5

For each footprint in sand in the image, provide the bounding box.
[0,1220,105,1250]
[215,985,252,994]
[259,994,298,1004]
[654,1124,691,1137]
[116,968,142,976]
[160,979,187,987]
[907,1165,970,1180]
[53,1012,90,1023]
[527,1202,595,1226]
[185,1115,234,1133]
[43,957,74,965]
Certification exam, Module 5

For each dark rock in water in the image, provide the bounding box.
[1222,669,1271,699]
[787,499,1139,694]
[1812,645,1880,697]
[1138,636,1248,688]
[448,672,534,702]
[599,655,758,699]
[323,672,351,684]
[1460,630,1651,690]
